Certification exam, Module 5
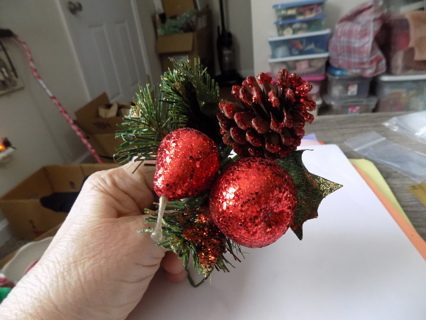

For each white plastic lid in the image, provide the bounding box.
[268,29,331,42]
[379,73,426,81]
[269,53,329,63]
[323,94,378,105]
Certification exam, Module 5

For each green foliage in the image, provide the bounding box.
[160,59,222,143]
[277,151,343,240]
[115,58,224,163]
[115,84,186,163]
[141,199,243,286]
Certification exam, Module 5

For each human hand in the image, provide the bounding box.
[0,162,186,320]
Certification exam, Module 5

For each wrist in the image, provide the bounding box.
[0,258,84,320]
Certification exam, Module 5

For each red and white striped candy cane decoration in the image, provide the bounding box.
[13,34,103,163]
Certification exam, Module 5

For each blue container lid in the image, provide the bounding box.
[327,65,350,76]
[273,0,326,9]
[274,14,327,25]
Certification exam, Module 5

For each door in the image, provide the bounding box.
[58,0,149,102]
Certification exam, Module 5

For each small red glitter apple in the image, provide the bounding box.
[154,127,220,200]
[209,157,298,248]
[151,127,220,242]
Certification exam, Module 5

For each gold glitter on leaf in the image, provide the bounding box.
[277,150,343,240]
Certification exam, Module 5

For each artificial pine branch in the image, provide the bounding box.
[116,59,230,163]
[115,84,186,163]
[161,59,222,143]
[140,199,243,286]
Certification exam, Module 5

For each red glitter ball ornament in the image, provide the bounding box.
[154,127,220,201]
[209,157,297,248]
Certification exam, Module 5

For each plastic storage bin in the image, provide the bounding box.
[275,14,326,36]
[303,74,325,101]
[375,74,426,112]
[327,64,359,76]
[269,29,330,58]
[381,0,425,14]
[327,73,372,98]
[323,94,378,114]
[266,73,324,101]
[273,0,326,21]
[310,97,322,116]
[377,14,426,75]
[269,53,329,76]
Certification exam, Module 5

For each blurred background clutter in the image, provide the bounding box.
[265,0,426,115]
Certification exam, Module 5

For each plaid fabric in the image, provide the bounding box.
[328,1,386,77]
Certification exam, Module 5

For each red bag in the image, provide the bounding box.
[328,2,386,77]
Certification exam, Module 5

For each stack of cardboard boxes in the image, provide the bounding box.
[0,93,123,242]
[74,92,130,161]
[155,0,214,73]
[0,163,118,241]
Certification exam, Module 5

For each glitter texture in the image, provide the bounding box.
[209,157,298,248]
[154,128,220,200]
[217,70,316,160]
[181,209,226,276]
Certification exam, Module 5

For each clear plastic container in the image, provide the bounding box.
[273,0,326,21]
[326,73,372,98]
[274,14,326,36]
[323,94,378,114]
[374,73,426,112]
[269,53,329,76]
[269,29,330,58]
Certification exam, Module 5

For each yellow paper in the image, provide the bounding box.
[350,158,412,225]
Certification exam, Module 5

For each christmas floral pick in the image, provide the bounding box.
[116,59,342,287]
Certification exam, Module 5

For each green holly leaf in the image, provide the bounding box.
[276,150,343,240]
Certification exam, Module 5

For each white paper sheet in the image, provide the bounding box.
[128,144,426,320]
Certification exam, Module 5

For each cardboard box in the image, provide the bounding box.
[75,92,130,135]
[87,133,123,161]
[75,92,130,159]
[156,8,213,72]
[0,163,118,240]
[162,0,195,17]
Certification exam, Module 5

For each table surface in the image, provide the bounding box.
[305,112,426,241]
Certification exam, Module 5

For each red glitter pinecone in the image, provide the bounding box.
[217,69,316,159]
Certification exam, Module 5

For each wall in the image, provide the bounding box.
[208,0,254,77]
[135,0,163,85]
[250,0,370,74]
[0,0,89,205]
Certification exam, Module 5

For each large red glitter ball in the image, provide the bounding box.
[209,157,297,248]
[154,128,220,200]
